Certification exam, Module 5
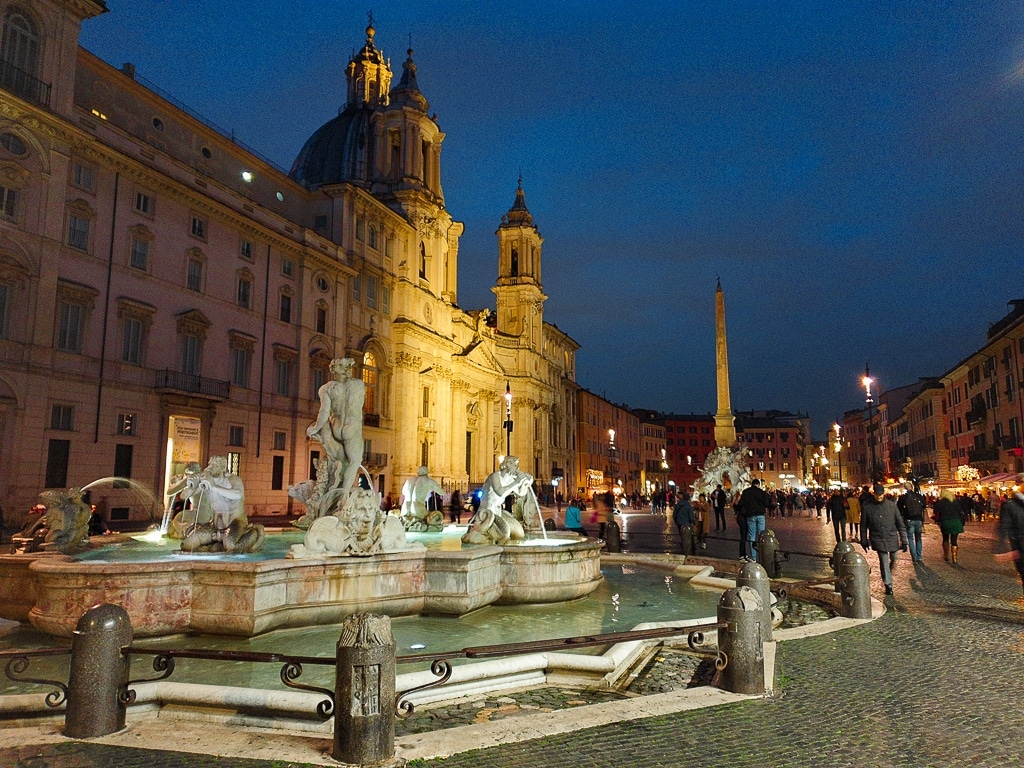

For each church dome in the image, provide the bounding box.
[289,107,374,188]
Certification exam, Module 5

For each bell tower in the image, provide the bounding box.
[493,178,546,347]
[344,17,391,109]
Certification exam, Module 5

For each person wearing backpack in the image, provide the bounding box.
[897,481,927,563]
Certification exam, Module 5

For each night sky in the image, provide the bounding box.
[78,2,1024,438]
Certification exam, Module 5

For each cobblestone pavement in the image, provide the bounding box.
[5,514,1023,767]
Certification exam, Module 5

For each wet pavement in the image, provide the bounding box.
[4,512,1024,767]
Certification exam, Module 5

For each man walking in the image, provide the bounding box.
[711,483,728,532]
[861,484,908,595]
[996,486,1024,595]
[897,481,926,562]
[736,479,772,562]
[672,491,695,555]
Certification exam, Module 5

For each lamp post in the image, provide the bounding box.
[608,428,616,493]
[833,421,843,488]
[661,447,669,496]
[503,381,513,457]
[862,363,878,483]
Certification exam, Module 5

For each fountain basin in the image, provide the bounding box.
[0,538,604,638]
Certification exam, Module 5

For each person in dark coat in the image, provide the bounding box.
[672,492,695,555]
[736,479,772,562]
[897,481,927,562]
[933,488,963,564]
[996,487,1024,594]
[860,483,908,595]
[826,490,848,543]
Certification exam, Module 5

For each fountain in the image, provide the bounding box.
[0,356,602,638]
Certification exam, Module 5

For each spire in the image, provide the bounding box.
[389,43,428,110]
[344,13,391,109]
[503,175,534,227]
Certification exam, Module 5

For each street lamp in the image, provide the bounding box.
[608,429,616,493]
[661,447,669,494]
[503,381,513,457]
[862,363,878,482]
[833,421,843,487]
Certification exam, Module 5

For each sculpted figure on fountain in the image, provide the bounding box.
[399,466,445,532]
[462,456,541,546]
[24,487,92,553]
[288,487,415,558]
[292,357,365,525]
[179,456,265,554]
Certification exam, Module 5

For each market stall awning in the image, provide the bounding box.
[977,472,1022,485]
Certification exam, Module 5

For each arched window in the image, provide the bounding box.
[362,350,378,415]
[510,247,519,277]
[368,224,377,249]
[419,243,427,280]
[2,11,40,93]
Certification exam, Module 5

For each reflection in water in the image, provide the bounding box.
[0,565,719,694]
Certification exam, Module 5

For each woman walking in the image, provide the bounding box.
[693,493,712,550]
[933,488,964,564]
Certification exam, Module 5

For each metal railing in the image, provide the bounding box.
[0,648,70,708]
[154,369,231,399]
[0,57,50,107]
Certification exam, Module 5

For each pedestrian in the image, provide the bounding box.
[736,479,772,562]
[897,480,926,562]
[87,505,109,537]
[827,489,847,543]
[860,483,908,595]
[995,486,1024,595]
[693,492,711,551]
[672,491,695,555]
[564,498,587,536]
[711,484,728,532]
[933,488,963,564]
[846,491,861,540]
[449,489,462,525]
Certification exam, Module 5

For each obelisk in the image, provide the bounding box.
[713,279,737,447]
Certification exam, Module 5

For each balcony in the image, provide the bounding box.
[363,452,388,469]
[154,369,230,400]
[0,58,51,107]
[968,445,999,463]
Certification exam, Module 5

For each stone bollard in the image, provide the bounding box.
[831,541,855,593]
[756,529,781,578]
[334,613,399,766]
[736,560,772,643]
[839,549,872,619]
[65,604,132,739]
[716,586,765,695]
[604,520,621,552]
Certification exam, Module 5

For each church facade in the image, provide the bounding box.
[0,1,578,525]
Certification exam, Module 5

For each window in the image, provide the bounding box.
[237,275,252,309]
[368,224,377,249]
[271,455,284,490]
[355,216,364,241]
[279,292,292,323]
[181,333,201,375]
[231,346,252,387]
[50,404,74,431]
[135,191,153,216]
[186,256,203,292]
[127,236,148,270]
[57,301,84,352]
[0,184,17,222]
[315,304,327,334]
[382,285,390,314]
[1,11,40,87]
[67,214,89,250]
[281,258,293,276]
[240,239,254,260]
[363,351,378,416]
[422,386,429,417]
[113,444,133,487]
[352,275,361,302]
[226,452,240,476]
[1,132,26,155]
[190,215,206,240]
[273,431,286,451]
[45,439,70,488]
[275,359,294,395]
[228,425,244,447]
[366,275,378,310]
[419,243,427,279]
[122,317,143,364]
[116,413,136,436]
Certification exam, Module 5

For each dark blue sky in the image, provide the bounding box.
[80,2,1024,438]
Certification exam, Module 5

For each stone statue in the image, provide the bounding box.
[179,456,264,554]
[34,487,91,553]
[399,466,445,532]
[165,462,213,540]
[294,358,366,525]
[287,487,417,559]
[462,455,538,546]
[694,446,752,502]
